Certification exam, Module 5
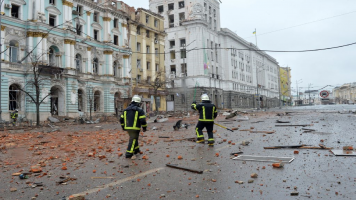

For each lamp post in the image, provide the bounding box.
[296,79,302,106]
[0,0,5,124]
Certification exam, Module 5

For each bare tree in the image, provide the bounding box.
[141,71,167,115]
[18,53,62,126]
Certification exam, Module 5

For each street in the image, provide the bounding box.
[1,104,356,200]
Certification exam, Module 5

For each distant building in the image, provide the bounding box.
[333,83,356,104]
[280,67,292,105]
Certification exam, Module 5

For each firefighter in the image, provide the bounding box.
[11,109,19,126]
[120,95,147,158]
[191,94,218,146]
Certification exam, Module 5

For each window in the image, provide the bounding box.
[93,58,98,74]
[170,65,176,74]
[147,76,151,84]
[170,51,176,59]
[146,45,150,53]
[146,30,150,38]
[155,48,158,56]
[76,5,83,15]
[154,19,158,27]
[114,35,119,45]
[168,3,174,10]
[75,54,82,72]
[169,15,174,27]
[113,61,118,76]
[9,40,18,63]
[137,27,141,35]
[156,97,161,108]
[93,29,99,40]
[76,24,82,35]
[181,64,187,75]
[180,39,186,47]
[78,89,83,111]
[9,84,20,111]
[137,42,141,52]
[169,40,175,49]
[158,5,164,13]
[155,64,159,71]
[93,12,99,22]
[169,95,174,101]
[181,94,185,104]
[146,15,150,24]
[147,62,150,70]
[49,14,56,27]
[179,13,185,21]
[180,49,186,59]
[137,75,141,83]
[48,47,59,67]
[49,0,56,5]
[179,1,185,8]
[113,18,118,28]
[11,4,20,18]
[137,59,141,68]
[94,91,100,111]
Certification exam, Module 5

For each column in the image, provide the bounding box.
[123,55,130,77]
[105,51,113,75]
[64,39,71,68]
[0,0,4,15]
[1,26,5,54]
[28,0,33,20]
[121,23,127,46]
[62,0,73,27]
[42,33,48,63]
[35,32,43,59]
[86,12,91,38]
[103,17,111,42]
[70,40,75,68]
[27,32,33,63]
[87,47,92,73]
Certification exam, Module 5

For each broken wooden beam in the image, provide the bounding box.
[264,144,332,150]
[230,151,243,155]
[250,131,275,134]
[275,124,310,127]
[158,136,170,138]
[302,128,316,131]
[276,120,291,123]
[166,164,203,174]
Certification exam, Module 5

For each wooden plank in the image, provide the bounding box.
[166,164,203,174]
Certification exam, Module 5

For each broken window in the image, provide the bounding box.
[93,58,98,74]
[78,89,83,111]
[170,65,176,74]
[180,49,186,59]
[49,14,56,27]
[76,23,82,35]
[180,39,186,47]
[181,94,185,104]
[154,19,158,27]
[113,18,118,28]
[94,29,99,40]
[76,4,83,15]
[9,40,18,63]
[9,84,21,111]
[137,59,141,68]
[168,3,174,10]
[114,35,119,45]
[146,30,150,38]
[146,14,150,23]
[158,5,164,13]
[169,40,175,49]
[179,1,185,8]
[75,54,82,72]
[156,97,161,108]
[179,12,185,24]
[137,75,141,83]
[94,91,100,112]
[169,15,174,27]
[11,4,20,18]
[137,27,141,35]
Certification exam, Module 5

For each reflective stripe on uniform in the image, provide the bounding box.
[202,106,206,120]
[141,124,147,127]
[198,119,214,122]
[212,106,215,119]
[124,111,127,129]
[192,104,197,110]
[135,146,140,149]
[139,115,146,119]
[208,138,215,141]
[127,139,136,154]
[133,111,138,128]
[196,127,203,137]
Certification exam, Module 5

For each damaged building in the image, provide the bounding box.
[0,0,133,121]
[149,0,280,110]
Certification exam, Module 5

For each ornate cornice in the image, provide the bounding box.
[64,39,76,45]
[86,11,91,16]
[27,32,48,38]
[123,55,130,59]
[62,0,74,8]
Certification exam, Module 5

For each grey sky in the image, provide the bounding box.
[131,0,356,93]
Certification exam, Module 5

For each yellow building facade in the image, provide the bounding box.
[280,67,292,105]
[128,8,167,113]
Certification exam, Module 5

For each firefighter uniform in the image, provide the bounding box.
[11,110,18,126]
[120,96,147,158]
[191,94,218,146]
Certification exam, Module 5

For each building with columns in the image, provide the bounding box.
[334,83,356,104]
[149,0,280,110]
[0,0,132,121]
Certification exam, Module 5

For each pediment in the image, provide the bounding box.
[75,17,86,25]
[91,22,103,30]
[10,0,26,5]
[111,28,121,35]
[45,6,61,15]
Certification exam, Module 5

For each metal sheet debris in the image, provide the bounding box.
[331,150,356,156]
[233,155,295,163]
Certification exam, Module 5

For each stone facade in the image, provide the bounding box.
[334,83,356,104]
[0,0,132,121]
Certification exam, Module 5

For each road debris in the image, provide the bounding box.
[264,144,332,150]
[250,130,275,134]
[166,164,203,174]
[331,150,356,156]
[272,163,284,168]
[233,155,294,163]
[56,177,78,185]
[276,120,290,123]
[275,124,311,127]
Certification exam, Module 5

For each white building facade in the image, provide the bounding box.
[149,0,280,110]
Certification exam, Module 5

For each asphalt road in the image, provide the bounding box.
[1,104,356,200]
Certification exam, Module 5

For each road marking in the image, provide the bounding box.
[69,167,164,198]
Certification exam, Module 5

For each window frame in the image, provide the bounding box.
[93,29,99,40]
[93,11,99,22]
[49,14,57,27]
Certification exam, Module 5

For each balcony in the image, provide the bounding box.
[38,64,64,75]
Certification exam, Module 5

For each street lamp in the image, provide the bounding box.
[296,79,303,106]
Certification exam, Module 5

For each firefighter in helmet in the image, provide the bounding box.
[11,109,19,126]
[120,95,147,158]
[191,94,218,146]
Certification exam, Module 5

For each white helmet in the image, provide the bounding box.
[132,95,141,103]
[201,94,209,101]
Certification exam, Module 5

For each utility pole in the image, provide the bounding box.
[0,0,4,124]
[308,83,312,105]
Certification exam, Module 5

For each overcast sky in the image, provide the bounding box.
[132,0,356,93]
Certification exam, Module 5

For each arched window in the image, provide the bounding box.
[9,40,19,62]
[48,47,58,67]
[94,91,100,111]
[75,54,82,72]
[9,84,21,111]
[93,58,98,74]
